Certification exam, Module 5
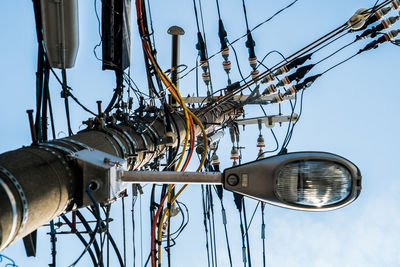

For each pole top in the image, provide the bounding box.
[168,26,185,36]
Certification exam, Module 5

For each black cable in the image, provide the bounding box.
[261,203,266,267]
[282,90,305,151]
[0,253,18,267]
[105,205,110,267]
[215,0,222,20]
[181,0,300,78]
[207,185,218,267]
[46,83,56,140]
[41,66,50,141]
[198,0,215,95]
[242,200,252,267]
[321,53,359,75]
[122,197,127,266]
[68,184,101,267]
[145,0,156,47]
[131,196,137,267]
[201,185,212,267]
[248,0,299,36]
[244,202,260,235]
[235,196,247,267]
[48,67,97,116]
[215,190,233,267]
[279,93,298,153]
[192,0,201,33]
[311,31,349,56]
[61,214,99,267]
[61,69,73,136]
[93,0,102,61]
[169,200,189,239]
[104,70,124,114]
[257,129,279,158]
[87,206,125,267]
[241,0,250,31]
[75,210,103,267]
[315,40,355,66]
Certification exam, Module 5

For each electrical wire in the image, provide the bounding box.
[180,0,300,80]
[61,214,98,267]
[137,1,210,259]
[68,184,101,267]
[48,67,97,116]
[0,253,18,267]
[201,185,212,267]
[261,203,266,267]
[75,210,103,266]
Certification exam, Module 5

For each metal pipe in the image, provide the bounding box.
[0,102,240,250]
[120,171,222,185]
[168,26,185,106]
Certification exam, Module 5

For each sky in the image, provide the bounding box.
[1,0,400,266]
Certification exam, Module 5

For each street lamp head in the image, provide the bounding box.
[223,152,361,211]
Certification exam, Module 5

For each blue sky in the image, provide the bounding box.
[1,0,400,266]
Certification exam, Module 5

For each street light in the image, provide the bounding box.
[116,151,362,211]
[222,152,361,211]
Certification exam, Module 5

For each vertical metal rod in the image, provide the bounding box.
[97,101,103,118]
[26,110,38,145]
[167,26,185,106]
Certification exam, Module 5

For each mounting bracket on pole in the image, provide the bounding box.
[70,149,128,206]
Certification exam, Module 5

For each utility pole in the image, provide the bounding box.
[0,102,240,251]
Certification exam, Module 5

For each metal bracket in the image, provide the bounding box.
[70,149,128,206]
[235,114,299,128]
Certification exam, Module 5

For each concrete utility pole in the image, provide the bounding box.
[0,102,241,250]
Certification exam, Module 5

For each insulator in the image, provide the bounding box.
[208,130,225,145]
[223,60,231,74]
[274,65,289,76]
[283,85,297,96]
[256,134,265,148]
[375,7,392,20]
[251,69,260,80]
[386,29,400,40]
[202,72,211,85]
[393,0,400,10]
[261,73,275,84]
[209,142,217,150]
[262,84,277,95]
[249,57,257,70]
[221,47,230,60]
[270,93,284,104]
[211,153,220,166]
[276,76,291,88]
[230,146,239,160]
[200,60,209,72]
[382,16,400,29]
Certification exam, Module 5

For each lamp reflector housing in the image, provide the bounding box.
[275,160,352,208]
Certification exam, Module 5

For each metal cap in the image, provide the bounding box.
[168,26,185,36]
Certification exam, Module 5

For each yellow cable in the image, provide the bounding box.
[144,42,209,265]
[144,42,190,171]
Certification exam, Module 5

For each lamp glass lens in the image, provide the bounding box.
[275,160,352,207]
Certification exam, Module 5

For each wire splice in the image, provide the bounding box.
[358,29,400,53]
[274,54,312,77]
[356,16,400,40]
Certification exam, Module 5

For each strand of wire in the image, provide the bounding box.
[179,0,300,80]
